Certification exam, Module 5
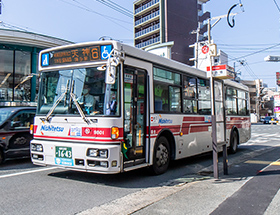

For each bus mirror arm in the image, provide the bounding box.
[105,49,124,85]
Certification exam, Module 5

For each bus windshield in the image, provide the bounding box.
[37,66,119,117]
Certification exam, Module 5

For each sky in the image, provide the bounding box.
[1,0,280,88]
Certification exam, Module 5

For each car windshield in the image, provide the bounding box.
[0,108,14,124]
[37,66,119,117]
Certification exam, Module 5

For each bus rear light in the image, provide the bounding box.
[111,127,119,139]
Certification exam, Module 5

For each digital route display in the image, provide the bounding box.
[41,44,112,67]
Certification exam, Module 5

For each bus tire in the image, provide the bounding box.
[229,130,238,154]
[151,136,170,175]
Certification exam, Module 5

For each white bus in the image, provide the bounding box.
[31,40,251,174]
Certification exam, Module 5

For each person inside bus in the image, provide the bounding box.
[106,92,117,115]
[80,84,98,115]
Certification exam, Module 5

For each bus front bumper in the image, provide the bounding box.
[30,139,123,174]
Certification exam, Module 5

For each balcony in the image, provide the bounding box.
[135,36,160,49]
[135,23,160,39]
[135,0,160,16]
[135,10,160,27]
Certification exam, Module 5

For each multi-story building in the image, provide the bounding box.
[133,0,210,65]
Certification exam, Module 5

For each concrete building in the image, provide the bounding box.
[133,0,210,65]
[0,29,72,107]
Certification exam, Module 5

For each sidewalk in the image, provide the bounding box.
[78,146,280,215]
[133,147,280,215]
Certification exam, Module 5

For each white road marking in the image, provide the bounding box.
[0,167,57,179]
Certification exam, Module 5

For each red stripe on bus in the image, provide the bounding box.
[33,135,122,143]
[183,116,205,122]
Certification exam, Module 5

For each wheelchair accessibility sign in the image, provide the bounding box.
[41,53,49,67]
[101,45,112,60]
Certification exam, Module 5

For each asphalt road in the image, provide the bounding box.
[0,124,279,215]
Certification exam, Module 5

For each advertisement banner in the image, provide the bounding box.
[276,72,280,86]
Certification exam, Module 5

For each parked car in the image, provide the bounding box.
[0,107,36,163]
[263,116,278,124]
[269,117,279,124]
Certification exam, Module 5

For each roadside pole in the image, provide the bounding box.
[207,18,228,179]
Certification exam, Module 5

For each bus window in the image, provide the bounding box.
[198,79,211,115]
[154,81,169,112]
[226,87,237,115]
[169,86,181,112]
[183,76,197,113]
[238,90,247,115]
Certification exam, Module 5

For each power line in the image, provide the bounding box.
[273,0,280,13]
[95,0,133,18]
[228,43,280,62]
[57,0,132,33]
[105,0,132,15]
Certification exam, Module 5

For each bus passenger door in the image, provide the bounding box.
[123,67,147,162]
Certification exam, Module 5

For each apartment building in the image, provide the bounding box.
[133,0,210,65]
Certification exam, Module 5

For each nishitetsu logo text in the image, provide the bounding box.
[158,118,173,124]
[41,125,64,132]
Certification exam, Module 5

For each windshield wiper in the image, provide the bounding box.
[45,80,70,121]
[45,91,67,121]
[70,92,89,124]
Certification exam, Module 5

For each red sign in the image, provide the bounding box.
[206,65,227,71]
[201,45,209,54]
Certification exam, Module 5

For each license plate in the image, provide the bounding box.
[55,146,72,159]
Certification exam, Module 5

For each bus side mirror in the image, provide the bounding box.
[105,65,116,85]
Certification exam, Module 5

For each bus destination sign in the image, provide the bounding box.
[41,45,112,67]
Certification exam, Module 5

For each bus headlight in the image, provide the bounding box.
[31,144,43,152]
[111,127,119,139]
[99,149,108,158]
[88,149,98,157]
[87,149,108,158]
[100,161,108,168]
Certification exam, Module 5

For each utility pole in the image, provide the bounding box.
[207,11,242,179]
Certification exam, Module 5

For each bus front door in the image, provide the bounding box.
[123,67,147,164]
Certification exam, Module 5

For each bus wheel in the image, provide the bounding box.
[151,136,170,175]
[229,130,238,154]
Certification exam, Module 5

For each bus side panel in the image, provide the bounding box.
[149,114,212,161]
[226,116,251,144]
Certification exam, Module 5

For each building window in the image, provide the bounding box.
[0,49,14,101]
[0,49,32,102]
[14,51,31,101]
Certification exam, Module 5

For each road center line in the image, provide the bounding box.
[0,167,57,179]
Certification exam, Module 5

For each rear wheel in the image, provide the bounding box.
[229,130,238,154]
[151,136,170,175]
